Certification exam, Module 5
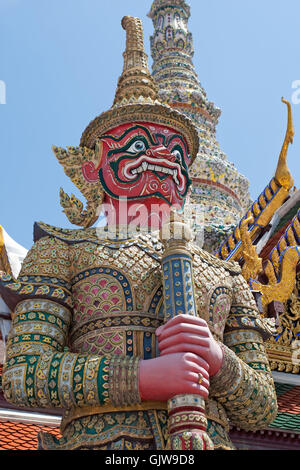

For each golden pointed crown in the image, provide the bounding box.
[80,16,199,162]
[113,16,158,107]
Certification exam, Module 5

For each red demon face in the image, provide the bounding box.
[81,122,193,230]
[98,122,192,205]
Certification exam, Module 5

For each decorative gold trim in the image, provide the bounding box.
[250,246,299,307]
[60,401,167,432]
[266,343,300,374]
[240,215,263,282]
[80,103,199,163]
[217,180,290,262]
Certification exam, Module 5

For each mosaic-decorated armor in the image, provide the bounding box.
[0,221,277,449]
[0,15,277,450]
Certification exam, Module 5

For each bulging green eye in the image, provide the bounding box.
[127,140,146,154]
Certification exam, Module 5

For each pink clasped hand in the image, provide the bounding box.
[157,315,224,377]
[138,315,224,402]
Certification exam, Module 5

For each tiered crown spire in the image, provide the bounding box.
[80,15,199,161]
[113,16,158,108]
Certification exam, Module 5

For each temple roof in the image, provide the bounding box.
[269,383,300,431]
[0,421,61,450]
[257,189,300,259]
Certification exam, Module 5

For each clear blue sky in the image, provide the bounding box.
[0,0,299,249]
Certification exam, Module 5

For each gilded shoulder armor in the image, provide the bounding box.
[0,227,73,311]
[191,244,241,275]
[34,221,98,245]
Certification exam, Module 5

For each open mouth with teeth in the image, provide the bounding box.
[122,156,186,193]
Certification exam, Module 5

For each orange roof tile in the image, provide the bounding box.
[0,420,61,450]
[277,386,300,415]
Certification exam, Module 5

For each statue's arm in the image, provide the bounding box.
[209,274,278,431]
[1,236,140,410]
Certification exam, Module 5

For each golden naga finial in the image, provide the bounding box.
[274,97,295,191]
[113,16,158,108]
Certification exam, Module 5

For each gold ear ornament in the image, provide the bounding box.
[53,145,104,228]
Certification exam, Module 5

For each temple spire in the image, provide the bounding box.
[148,0,251,253]
[148,0,220,131]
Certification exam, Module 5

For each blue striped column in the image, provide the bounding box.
[160,216,214,450]
[162,252,197,320]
